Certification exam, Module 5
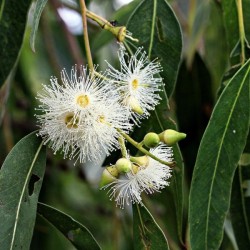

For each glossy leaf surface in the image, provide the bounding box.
[0,0,32,86]
[189,60,250,250]
[133,204,169,250]
[37,202,101,250]
[0,132,46,249]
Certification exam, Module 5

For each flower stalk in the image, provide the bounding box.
[237,0,246,64]
[79,0,94,71]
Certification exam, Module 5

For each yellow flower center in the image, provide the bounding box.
[98,115,106,123]
[131,79,139,90]
[64,113,79,129]
[76,94,90,108]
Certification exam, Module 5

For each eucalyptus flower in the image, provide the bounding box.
[36,65,131,163]
[106,46,163,123]
[102,144,173,208]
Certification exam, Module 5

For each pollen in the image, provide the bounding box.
[98,115,106,123]
[64,113,79,129]
[76,94,90,108]
[131,78,139,90]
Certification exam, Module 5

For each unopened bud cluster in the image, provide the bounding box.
[100,144,174,208]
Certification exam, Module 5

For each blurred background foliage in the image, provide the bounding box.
[0,0,249,249]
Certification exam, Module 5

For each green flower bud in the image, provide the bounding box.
[159,129,186,146]
[115,158,132,173]
[99,166,118,188]
[143,132,160,148]
[130,155,149,167]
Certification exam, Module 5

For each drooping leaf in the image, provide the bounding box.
[127,0,182,97]
[133,204,169,250]
[126,0,184,243]
[230,165,250,250]
[0,132,46,249]
[186,0,210,66]
[0,0,32,86]
[37,202,101,250]
[221,0,250,62]
[189,60,250,250]
[243,0,250,45]
[30,0,48,52]
[203,0,228,90]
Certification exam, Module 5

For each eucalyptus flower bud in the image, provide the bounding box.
[143,132,160,148]
[130,155,149,167]
[99,166,118,188]
[159,129,186,146]
[115,158,132,173]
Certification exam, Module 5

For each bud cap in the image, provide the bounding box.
[159,129,186,146]
[99,167,118,188]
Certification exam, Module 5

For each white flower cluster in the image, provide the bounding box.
[102,144,173,209]
[36,47,163,163]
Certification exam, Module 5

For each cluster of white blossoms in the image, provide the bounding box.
[101,144,173,209]
[36,46,183,208]
[36,47,163,163]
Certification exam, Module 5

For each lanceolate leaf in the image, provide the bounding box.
[133,204,169,250]
[221,0,239,57]
[0,132,46,249]
[189,60,250,250]
[37,203,101,250]
[230,165,250,250]
[0,0,32,86]
[127,0,184,243]
[127,0,182,97]
[30,0,48,52]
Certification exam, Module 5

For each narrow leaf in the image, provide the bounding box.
[221,0,239,56]
[230,164,250,250]
[186,1,210,66]
[133,204,169,250]
[189,60,250,250]
[0,132,46,250]
[127,0,184,242]
[127,0,182,97]
[30,0,48,52]
[37,202,101,250]
[0,0,32,86]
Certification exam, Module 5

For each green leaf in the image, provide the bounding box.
[0,0,32,86]
[243,0,250,45]
[126,1,184,242]
[127,0,182,97]
[0,132,46,249]
[221,0,239,57]
[30,0,48,52]
[221,0,250,62]
[133,204,169,250]
[37,202,101,250]
[186,1,210,66]
[189,60,250,250]
[230,165,250,250]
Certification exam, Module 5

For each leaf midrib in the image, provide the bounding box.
[148,0,157,59]
[10,141,43,250]
[204,63,250,249]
